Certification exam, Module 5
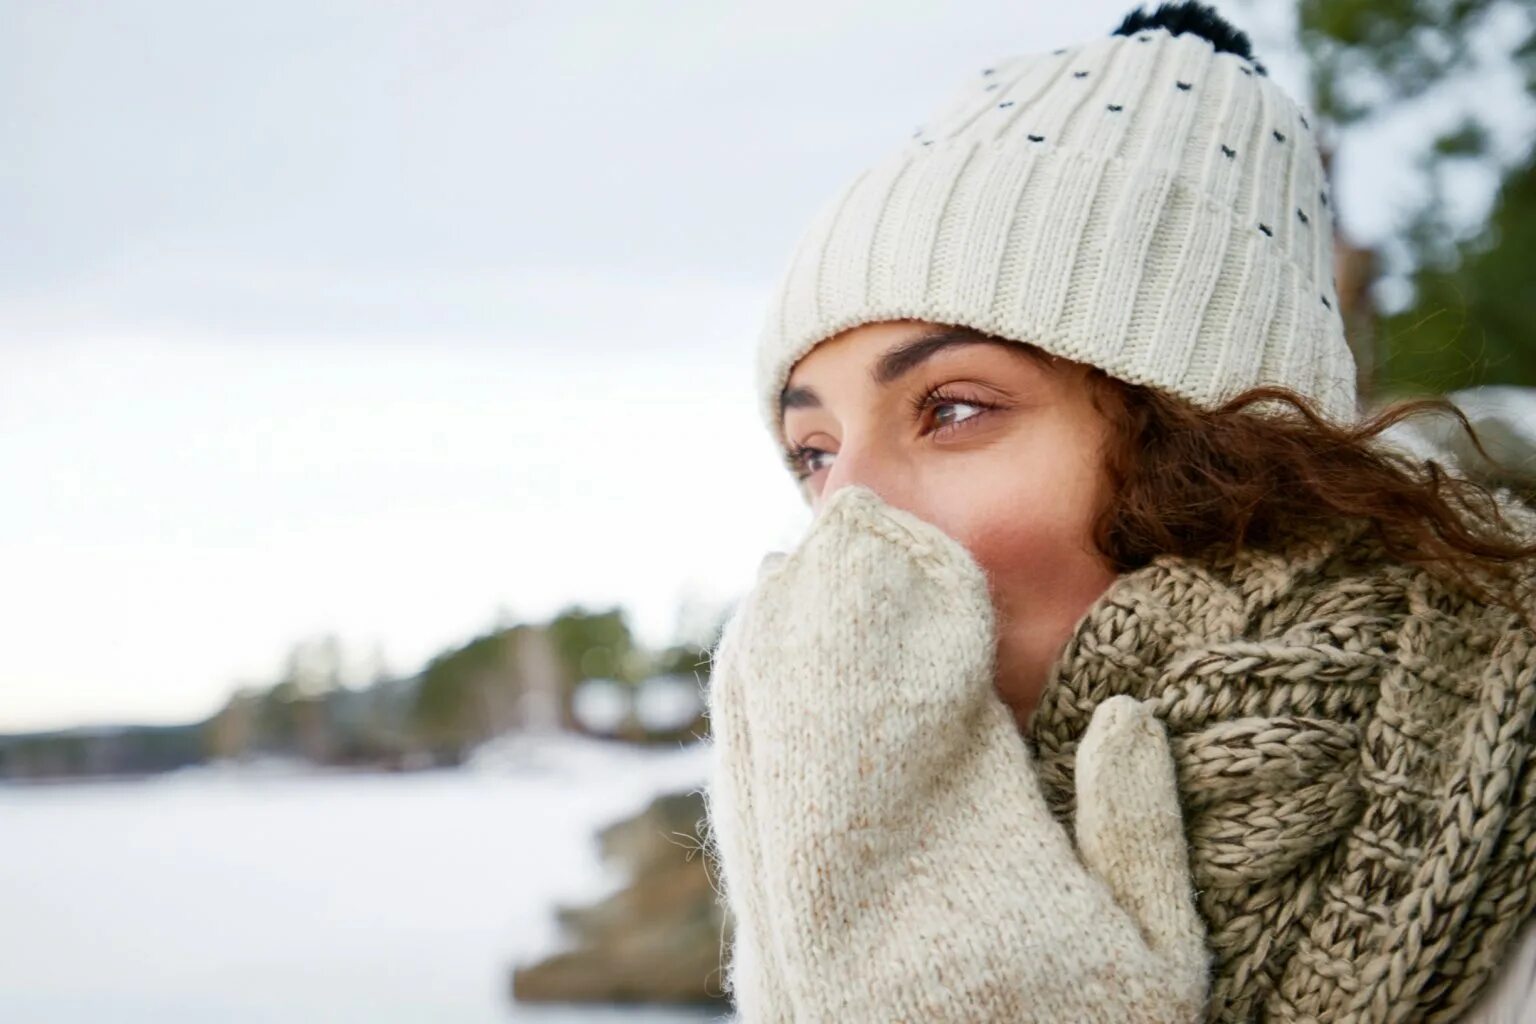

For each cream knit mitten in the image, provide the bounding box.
[702,484,1209,1023]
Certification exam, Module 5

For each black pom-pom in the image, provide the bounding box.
[1113,2,1256,63]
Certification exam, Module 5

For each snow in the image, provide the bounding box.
[0,735,719,1023]
[1376,385,1536,473]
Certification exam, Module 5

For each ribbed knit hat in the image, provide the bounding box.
[755,2,1359,457]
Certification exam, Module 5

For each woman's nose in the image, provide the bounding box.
[816,442,908,517]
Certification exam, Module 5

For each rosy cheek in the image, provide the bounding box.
[972,534,1044,604]
[959,510,1093,614]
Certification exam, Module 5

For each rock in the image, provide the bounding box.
[510,788,730,1007]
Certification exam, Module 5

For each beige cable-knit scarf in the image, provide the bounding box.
[1028,500,1536,1024]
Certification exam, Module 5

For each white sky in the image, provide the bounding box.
[2,0,1521,731]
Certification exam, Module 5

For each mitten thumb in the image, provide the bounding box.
[1074,695,1207,976]
[756,550,788,580]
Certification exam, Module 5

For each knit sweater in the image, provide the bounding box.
[1028,494,1536,1023]
[704,486,1536,1023]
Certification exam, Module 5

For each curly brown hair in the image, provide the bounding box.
[1071,366,1536,629]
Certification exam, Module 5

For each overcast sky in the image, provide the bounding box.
[3,0,1525,731]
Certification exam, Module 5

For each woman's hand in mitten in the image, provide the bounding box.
[702,483,1210,1023]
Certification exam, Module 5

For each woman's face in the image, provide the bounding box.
[779,318,1120,727]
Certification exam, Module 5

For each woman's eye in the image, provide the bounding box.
[932,399,985,429]
[924,393,997,436]
[800,448,833,474]
[785,394,993,479]
[784,443,833,479]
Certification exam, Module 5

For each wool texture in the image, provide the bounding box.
[702,483,1209,1022]
[754,22,1356,456]
[1027,492,1536,1024]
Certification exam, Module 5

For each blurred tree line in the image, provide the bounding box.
[203,605,722,769]
[1295,0,1536,398]
[0,604,728,781]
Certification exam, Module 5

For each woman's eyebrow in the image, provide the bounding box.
[871,328,1006,386]
[778,328,1010,418]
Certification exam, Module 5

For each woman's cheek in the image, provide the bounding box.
[956,499,1108,624]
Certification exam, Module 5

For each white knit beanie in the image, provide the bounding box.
[755,2,1359,456]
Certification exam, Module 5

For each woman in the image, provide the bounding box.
[701,3,1536,1022]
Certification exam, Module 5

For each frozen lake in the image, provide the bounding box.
[0,736,722,1023]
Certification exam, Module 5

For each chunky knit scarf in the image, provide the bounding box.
[1027,499,1536,1024]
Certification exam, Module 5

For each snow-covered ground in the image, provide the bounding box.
[1376,385,1536,470]
[0,734,719,1024]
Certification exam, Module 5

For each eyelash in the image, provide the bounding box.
[781,384,999,481]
